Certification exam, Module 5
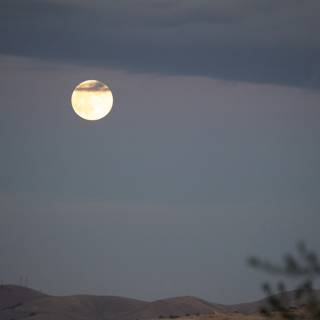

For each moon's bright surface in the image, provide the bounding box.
[71,80,113,121]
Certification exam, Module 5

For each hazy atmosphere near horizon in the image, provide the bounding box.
[0,0,320,305]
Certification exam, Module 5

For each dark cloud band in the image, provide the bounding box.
[1,0,319,88]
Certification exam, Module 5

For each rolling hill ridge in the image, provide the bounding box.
[0,285,318,320]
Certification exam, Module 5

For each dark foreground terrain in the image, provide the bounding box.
[0,285,313,320]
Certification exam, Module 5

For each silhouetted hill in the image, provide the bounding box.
[9,294,148,320]
[122,296,223,320]
[0,285,47,310]
[0,286,148,320]
[226,290,320,314]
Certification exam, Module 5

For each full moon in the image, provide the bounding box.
[71,80,113,121]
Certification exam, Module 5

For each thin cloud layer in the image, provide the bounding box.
[1,0,319,87]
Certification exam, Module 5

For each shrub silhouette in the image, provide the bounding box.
[248,242,320,320]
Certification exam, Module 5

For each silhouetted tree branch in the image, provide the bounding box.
[248,242,320,320]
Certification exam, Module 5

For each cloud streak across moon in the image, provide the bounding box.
[74,80,111,92]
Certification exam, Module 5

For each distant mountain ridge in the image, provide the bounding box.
[0,285,318,320]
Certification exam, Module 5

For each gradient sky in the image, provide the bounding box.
[0,0,319,304]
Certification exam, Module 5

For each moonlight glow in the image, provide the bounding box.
[71,80,113,121]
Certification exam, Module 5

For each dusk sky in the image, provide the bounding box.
[0,0,319,304]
